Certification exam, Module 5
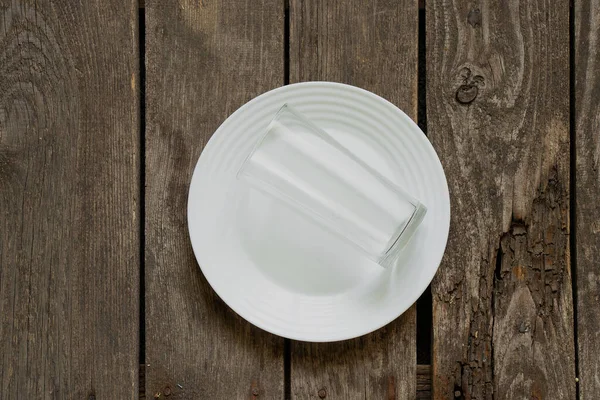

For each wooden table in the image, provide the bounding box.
[1,0,598,399]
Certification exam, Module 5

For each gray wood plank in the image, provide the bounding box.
[575,0,600,398]
[289,1,418,399]
[0,1,139,398]
[144,1,284,398]
[427,1,575,399]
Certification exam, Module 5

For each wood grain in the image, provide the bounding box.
[427,1,575,399]
[144,1,284,398]
[575,0,600,398]
[289,1,418,398]
[0,1,139,398]
[417,365,432,400]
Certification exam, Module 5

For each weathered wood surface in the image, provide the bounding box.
[575,0,600,398]
[0,1,139,398]
[144,1,285,398]
[141,364,433,399]
[417,364,432,400]
[288,1,418,398]
[427,1,575,399]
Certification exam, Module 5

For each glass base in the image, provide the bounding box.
[378,202,427,269]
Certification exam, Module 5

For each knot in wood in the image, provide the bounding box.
[163,386,172,396]
[468,8,481,27]
[252,388,260,396]
[318,388,327,398]
[456,84,478,104]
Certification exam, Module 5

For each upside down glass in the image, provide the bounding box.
[237,104,427,268]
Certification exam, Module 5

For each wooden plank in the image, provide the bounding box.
[288,1,418,399]
[575,0,600,398]
[417,365,432,400]
[144,1,284,399]
[0,1,139,398]
[427,1,575,399]
[140,364,146,399]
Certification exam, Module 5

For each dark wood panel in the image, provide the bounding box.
[289,1,418,398]
[0,1,139,398]
[575,0,600,398]
[427,1,574,399]
[144,1,285,398]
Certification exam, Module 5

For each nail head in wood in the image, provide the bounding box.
[519,321,531,333]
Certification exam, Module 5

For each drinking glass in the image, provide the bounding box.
[237,104,426,268]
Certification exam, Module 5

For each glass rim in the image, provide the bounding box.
[236,103,291,180]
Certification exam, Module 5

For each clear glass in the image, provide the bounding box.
[237,104,427,268]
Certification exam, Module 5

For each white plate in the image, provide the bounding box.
[188,82,450,342]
